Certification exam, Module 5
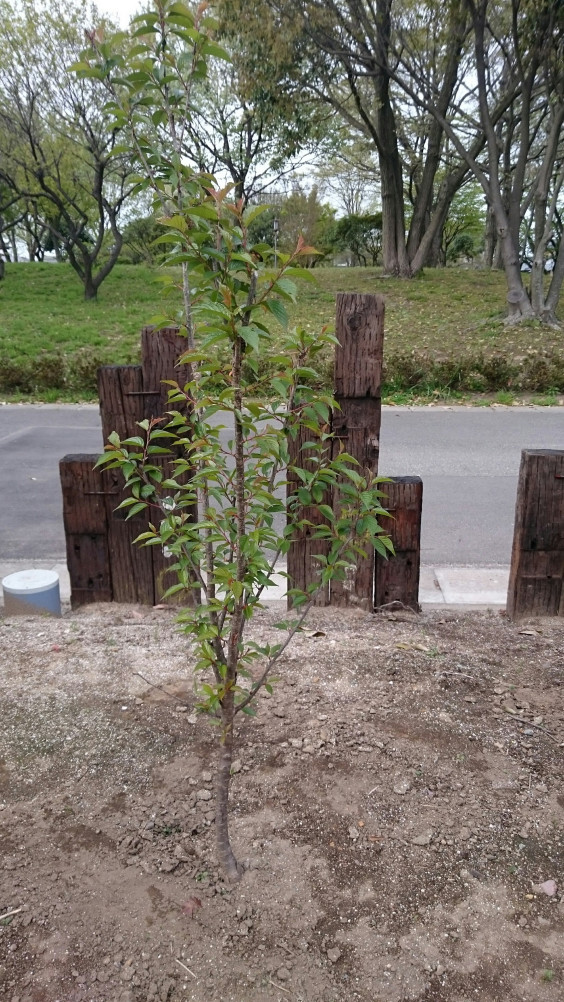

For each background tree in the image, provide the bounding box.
[394,0,564,320]
[334,212,383,266]
[184,55,324,205]
[0,0,136,298]
[217,0,476,278]
[440,182,485,265]
[315,133,380,217]
[276,186,336,266]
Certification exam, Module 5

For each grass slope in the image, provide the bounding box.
[1,261,563,401]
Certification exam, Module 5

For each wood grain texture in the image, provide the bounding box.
[287,425,331,608]
[331,293,384,606]
[98,365,144,442]
[59,455,112,607]
[374,477,422,612]
[334,292,384,398]
[507,450,564,619]
[141,326,192,421]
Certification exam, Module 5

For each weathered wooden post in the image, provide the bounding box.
[60,455,156,607]
[61,326,196,608]
[287,293,384,607]
[330,293,384,606]
[507,449,564,618]
[374,476,423,611]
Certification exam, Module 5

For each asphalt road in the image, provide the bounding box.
[0,404,562,565]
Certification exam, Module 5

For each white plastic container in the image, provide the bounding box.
[2,569,61,617]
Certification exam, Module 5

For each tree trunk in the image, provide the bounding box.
[215,692,242,881]
[483,207,496,268]
[406,0,469,263]
[84,272,98,300]
[374,0,411,277]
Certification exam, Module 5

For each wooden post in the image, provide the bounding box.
[60,455,157,606]
[286,426,332,607]
[60,455,112,607]
[374,477,422,612]
[97,365,144,442]
[62,326,198,609]
[140,325,192,419]
[331,292,384,606]
[507,450,564,619]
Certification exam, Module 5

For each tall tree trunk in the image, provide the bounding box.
[484,205,496,267]
[406,0,469,263]
[374,0,411,276]
[471,0,532,319]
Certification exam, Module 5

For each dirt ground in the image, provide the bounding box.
[0,601,563,1002]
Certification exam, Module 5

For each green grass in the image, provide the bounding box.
[1,261,563,400]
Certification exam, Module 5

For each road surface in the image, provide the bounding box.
[0,404,562,565]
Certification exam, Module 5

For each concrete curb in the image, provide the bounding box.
[1,559,510,610]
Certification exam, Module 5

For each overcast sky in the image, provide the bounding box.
[95,0,143,27]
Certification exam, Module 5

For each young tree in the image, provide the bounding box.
[77,0,393,881]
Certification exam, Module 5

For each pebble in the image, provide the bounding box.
[276,966,291,981]
[196,789,212,801]
[393,780,411,796]
[411,831,433,846]
[348,827,359,840]
[535,879,558,896]
[327,948,342,964]
[201,771,212,783]
[231,760,242,775]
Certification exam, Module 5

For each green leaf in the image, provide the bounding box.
[125,502,148,519]
[265,299,289,328]
[240,326,260,351]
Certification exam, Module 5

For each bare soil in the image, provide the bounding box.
[0,603,563,1002]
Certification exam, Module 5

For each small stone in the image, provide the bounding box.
[327,948,342,964]
[273,708,286,718]
[348,827,360,840]
[230,760,242,775]
[276,967,291,981]
[196,789,212,801]
[160,858,179,873]
[458,827,471,841]
[201,771,212,783]
[393,779,411,796]
[411,831,433,846]
[289,738,303,749]
[174,844,193,861]
[535,879,558,897]
[187,714,198,725]
[175,705,187,713]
